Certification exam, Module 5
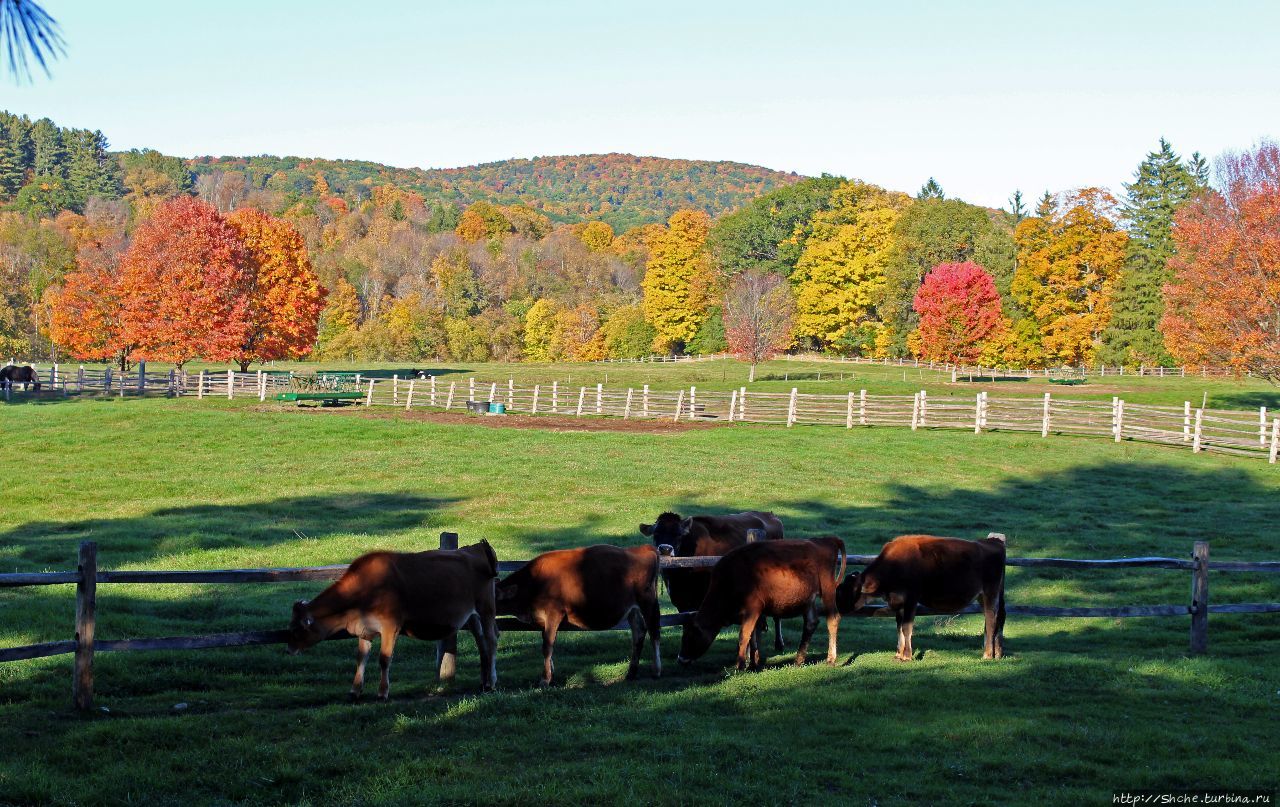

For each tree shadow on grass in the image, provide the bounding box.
[0,492,461,570]
[1211,390,1280,411]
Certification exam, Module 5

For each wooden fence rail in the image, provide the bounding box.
[3,535,1279,710]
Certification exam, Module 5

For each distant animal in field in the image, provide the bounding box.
[677,536,846,671]
[837,533,1007,661]
[0,365,41,391]
[287,541,500,699]
[640,510,788,650]
[496,544,662,686]
[412,369,431,379]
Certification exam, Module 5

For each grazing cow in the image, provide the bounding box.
[677,537,846,671]
[0,365,41,391]
[496,544,661,686]
[640,510,788,650]
[837,533,1007,661]
[287,541,500,699]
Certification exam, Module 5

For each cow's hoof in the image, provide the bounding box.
[793,656,807,667]
[536,679,552,689]
[347,691,361,703]
[894,655,912,663]
[377,693,390,702]
[825,657,838,666]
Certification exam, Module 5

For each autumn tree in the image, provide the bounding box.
[709,176,844,277]
[791,180,910,351]
[225,208,327,371]
[599,303,655,359]
[579,220,614,252]
[1012,188,1127,365]
[1162,141,1280,381]
[912,262,1006,364]
[641,209,715,352]
[723,269,796,381]
[522,298,559,361]
[116,196,252,367]
[47,251,134,369]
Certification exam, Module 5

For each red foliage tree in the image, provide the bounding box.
[1162,141,1280,381]
[912,261,1005,364]
[723,269,795,381]
[225,208,327,371]
[117,197,251,368]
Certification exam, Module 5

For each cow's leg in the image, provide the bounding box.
[539,617,561,687]
[990,583,1007,660]
[641,592,662,678]
[468,613,498,693]
[896,602,917,662]
[377,629,398,700]
[736,613,761,671]
[823,586,840,665]
[349,637,372,701]
[795,602,818,665]
[773,617,786,652]
[626,606,646,680]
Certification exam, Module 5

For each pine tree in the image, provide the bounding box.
[1099,139,1200,365]
[1187,151,1211,187]
[30,117,65,177]
[66,128,123,206]
[917,177,944,200]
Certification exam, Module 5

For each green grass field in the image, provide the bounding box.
[2,392,1279,805]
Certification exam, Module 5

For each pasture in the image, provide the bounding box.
[2,389,1279,805]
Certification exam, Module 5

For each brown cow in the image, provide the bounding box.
[640,510,788,650]
[677,537,846,671]
[496,544,661,686]
[287,541,500,699]
[837,533,1007,661]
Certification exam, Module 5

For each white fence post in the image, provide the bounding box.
[78,366,85,392]
[1114,399,1124,443]
[787,388,798,427]
[1193,408,1203,453]
[919,390,927,427]
[392,375,399,404]
[365,379,374,406]
[258,371,266,402]
[1110,397,1119,437]
[1041,392,1051,437]
[846,391,854,429]
[532,384,540,414]
[508,378,514,403]
[446,381,456,410]
[911,392,920,431]
[469,378,475,401]
[1183,401,1192,443]
[596,383,603,414]
[624,388,634,419]
[227,370,235,400]
[552,381,559,413]
[739,386,747,421]
[643,384,650,417]
[430,375,437,406]
[197,370,205,400]
[405,379,415,410]
[488,382,496,403]
[576,387,586,416]
[1261,407,1269,447]
[1270,418,1279,464]
[673,389,684,422]
[974,393,982,434]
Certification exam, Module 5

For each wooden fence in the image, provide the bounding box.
[2,534,1278,710]
[219,374,1279,464]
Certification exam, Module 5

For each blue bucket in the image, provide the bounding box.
[489,402,506,414]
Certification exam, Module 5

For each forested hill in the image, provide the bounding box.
[188,153,802,230]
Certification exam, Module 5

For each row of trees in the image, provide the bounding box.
[2,118,1275,380]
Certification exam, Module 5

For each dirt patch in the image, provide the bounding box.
[257,404,724,434]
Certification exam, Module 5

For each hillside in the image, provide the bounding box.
[187,153,802,230]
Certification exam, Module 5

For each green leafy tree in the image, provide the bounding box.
[708,175,843,277]
[1099,139,1202,366]
[917,178,944,200]
[600,303,656,359]
[687,306,727,354]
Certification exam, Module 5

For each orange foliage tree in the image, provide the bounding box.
[116,196,251,368]
[47,252,135,370]
[1162,142,1280,381]
[225,208,327,371]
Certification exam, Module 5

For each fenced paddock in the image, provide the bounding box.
[3,534,1277,711]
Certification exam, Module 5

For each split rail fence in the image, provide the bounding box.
[2,534,1278,711]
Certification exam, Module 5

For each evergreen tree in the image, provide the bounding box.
[1099,138,1200,365]
[917,177,944,200]
[1187,151,1211,187]
[66,128,123,206]
[0,127,22,197]
[30,117,65,177]
[1008,190,1026,225]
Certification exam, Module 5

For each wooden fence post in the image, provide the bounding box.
[911,392,920,431]
[1114,399,1124,443]
[1041,392,1051,437]
[1110,397,1118,437]
[624,388,634,419]
[197,370,206,400]
[531,384,540,414]
[919,390,927,427]
[365,379,374,407]
[1269,418,1278,465]
[227,370,235,400]
[258,371,266,402]
[1260,407,1269,447]
[405,379,415,410]
[673,389,684,422]
[73,541,97,711]
[739,386,747,421]
[573,386,584,416]
[859,389,866,425]
[437,532,459,680]
[430,375,437,407]
[445,381,456,410]
[469,378,475,401]
[642,384,650,417]
[596,383,603,414]
[1193,408,1203,453]
[78,366,85,392]
[1183,401,1191,443]
[1189,541,1209,654]
[785,388,798,427]
[508,379,514,403]
[552,381,559,413]
[726,389,736,422]
[974,393,983,434]
[392,375,399,404]
[846,391,855,429]
[690,386,697,417]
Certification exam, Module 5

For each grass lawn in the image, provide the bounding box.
[1,396,1278,805]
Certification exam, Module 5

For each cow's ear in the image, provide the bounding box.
[679,517,694,536]
[639,523,654,536]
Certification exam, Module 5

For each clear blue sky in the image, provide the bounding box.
[6,0,1277,208]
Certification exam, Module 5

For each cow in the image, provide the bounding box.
[0,365,41,392]
[677,537,846,672]
[837,533,1007,661]
[640,510,788,650]
[496,544,661,686]
[286,541,500,700]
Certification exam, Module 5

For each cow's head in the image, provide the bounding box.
[836,571,876,614]
[640,512,697,556]
[494,578,528,619]
[676,619,716,666]
[286,599,325,654]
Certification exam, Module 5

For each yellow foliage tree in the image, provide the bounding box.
[579,220,614,252]
[641,210,715,352]
[791,181,910,348]
[522,298,559,361]
[1012,188,1127,365]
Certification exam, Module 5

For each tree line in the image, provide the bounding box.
[1,110,1275,381]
